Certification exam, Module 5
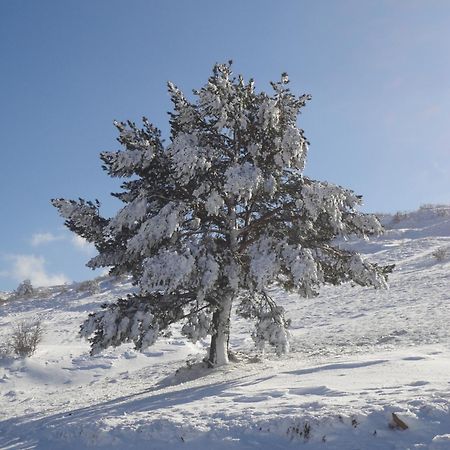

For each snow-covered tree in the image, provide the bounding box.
[53,63,393,366]
[12,279,34,299]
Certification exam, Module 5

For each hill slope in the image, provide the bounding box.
[1,205,449,449]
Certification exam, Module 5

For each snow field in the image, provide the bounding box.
[0,205,449,449]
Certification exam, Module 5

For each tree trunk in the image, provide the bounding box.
[208,296,233,366]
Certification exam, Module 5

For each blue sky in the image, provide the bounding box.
[1,0,449,291]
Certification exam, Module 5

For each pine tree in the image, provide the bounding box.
[12,279,34,299]
[53,63,393,366]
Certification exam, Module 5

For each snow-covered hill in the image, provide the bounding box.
[1,205,449,449]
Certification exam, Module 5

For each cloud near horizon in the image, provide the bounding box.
[2,254,70,288]
[1,230,97,290]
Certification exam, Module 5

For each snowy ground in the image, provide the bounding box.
[0,205,449,449]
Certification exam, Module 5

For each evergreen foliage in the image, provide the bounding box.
[53,63,393,365]
[12,279,34,300]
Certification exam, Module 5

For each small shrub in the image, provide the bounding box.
[58,284,70,295]
[76,279,100,294]
[10,320,44,357]
[286,422,312,441]
[0,340,11,358]
[432,247,448,262]
[391,212,408,224]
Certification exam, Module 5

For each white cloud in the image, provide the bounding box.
[30,232,64,246]
[29,230,96,255]
[71,235,96,255]
[3,254,70,287]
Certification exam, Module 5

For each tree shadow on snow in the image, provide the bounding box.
[282,359,388,376]
[0,372,256,449]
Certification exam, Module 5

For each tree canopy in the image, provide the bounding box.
[53,62,392,366]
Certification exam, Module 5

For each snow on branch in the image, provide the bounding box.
[53,62,393,363]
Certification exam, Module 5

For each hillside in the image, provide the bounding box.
[0,205,449,449]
